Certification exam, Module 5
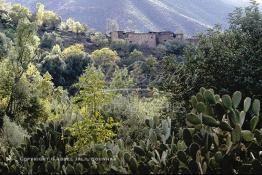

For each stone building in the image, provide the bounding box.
[127,32,157,47]
[185,36,199,45]
[153,31,184,43]
[110,31,184,47]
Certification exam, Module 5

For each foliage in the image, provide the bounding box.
[102,91,169,144]
[110,39,129,58]
[0,121,75,174]
[2,115,29,146]
[109,67,134,90]
[91,48,118,63]
[2,89,262,174]
[0,60,14,99]
[90,32,109,47]
[166,2,262,104]
[62,43,85,58]
[67,112,118,153]
[164,40,187,57]
[67,66,118,152]
[36,3,61,30]
[9,4,32,25]
[10,18,40,70]
[4,18,40,120]
[0,0,9,11]
[40,51,66,87]
[40,44,90,92]
[60,18,88,34]
[40,32,62,49]
[184,87,262,174]
[73,65,111,115]
[129,49,144,61]
[1,2,262,174]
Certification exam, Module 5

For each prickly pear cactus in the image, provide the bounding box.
[185,88,262,174]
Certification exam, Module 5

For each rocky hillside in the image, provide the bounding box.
[7,0,251,35]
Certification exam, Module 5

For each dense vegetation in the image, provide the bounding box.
[0,0,262,174]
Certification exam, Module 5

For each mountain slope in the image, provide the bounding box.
[8,0,240,35]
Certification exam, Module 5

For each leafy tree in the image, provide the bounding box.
[163,2,262,118]
[90,48,119,79]
[9,4,32,25]
[0,59,14,127]
[51,44,62,55]
[40,49,66,87]
[109,67,134,90]
[41,44,90,92]
[0,32,10,59]
[110,39,129,58]
[60,18,88,34]
[74,65,111,115]
[0,0,9,11]
[91,47,119,66]
[164,40,186,57]
[121,49,144,66]
[40,32,62,49]
[129,49,144,60]
[62,43,85,58]
[1,59,65,127]
[0,11,15,38]
[90,32,109,47]
[144,55,158,75]
[67,65,117,152]
[63,53,91,93]
[35,3,61,30]
[66,112,117,153]
[4,19,40,120]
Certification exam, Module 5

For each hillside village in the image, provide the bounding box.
[110,31,199,48]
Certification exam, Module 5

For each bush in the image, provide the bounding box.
[2,116,28,146]
[40,32,62,49]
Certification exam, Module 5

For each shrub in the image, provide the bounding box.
[2,116,28,146]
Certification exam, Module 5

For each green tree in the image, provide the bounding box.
[60,18,88,34]
[63,47,91,92]
[129,49,144,60]
[110,67,134,90]
[74,65,111,115]
[4,18,40,120]
[40,32,62,49]
[0,32,10,59]
[35,3,61,30]
[67,65,117,152]
[0,0,9,11]
[90,32,109,47]
[9,4,32,25]
[90,47,119,66]
[110,38,129,58]
[40,44,90,92]
[90,48,119,79]
[164,2,262,116]
[121,49,144,66]
[62,43,85,58]
[51,44,62,55]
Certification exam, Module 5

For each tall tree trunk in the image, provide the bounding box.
[5,72,24,121]
[0,108,4,128]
